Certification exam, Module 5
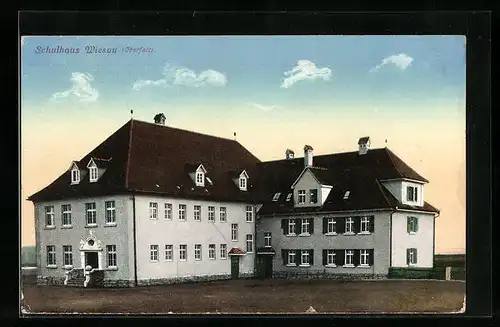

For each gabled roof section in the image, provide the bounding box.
[290,166,333,189]
[86,158,97,168]
[69,161,81,171]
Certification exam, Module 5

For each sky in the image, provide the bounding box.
[20,35,466,254]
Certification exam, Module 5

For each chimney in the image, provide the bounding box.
[154,113,166,125]
[285,149,295,160]
[304,145,313,167]
[358,136,370,155]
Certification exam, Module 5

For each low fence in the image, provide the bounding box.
[388,267,465,281]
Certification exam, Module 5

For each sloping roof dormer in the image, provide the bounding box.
[69,161,81,184]
[232,170,249,191]
[87,158,99,183]
[186,163,208,187]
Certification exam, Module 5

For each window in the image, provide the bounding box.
[220,244,227,259]
[360,249,370,266]
[407,216,419,233]
[89,166,98,182]
[345,250,354,266]
[71,169,80,184]
[219,207,227,222]
[298,190,306,204]
[149,202,158,219]
[246,206,253,222]
[231,223,238,241]
[287,251,296,266]
[360,216,370,233]
[165,203,172,220]
[150,245,159,262]
[61,204,72,227]
[208,206,215,222]
[46,245,56,266]
[343,191,350,200]
[345,217,354,234]
[272,193,281,201]
[407,248,418,265]
[178,204,186,221]
[194,244,202,260]
[239,177,247,190]
[63,245,73,267]
[301,250,310,266]
[288,219,296,235]
[406,186,418,202]
[286,193,292,202]
[264,232,272,247]
[246,234,253,253]
[327,250,336,266]
[85,203,97,226]
[208,244,216,259]
[194,205,201,221]
[327,218,336,234]
[309,189,318,204]
[195,172,204,186]
[106,245,117,268]
[165,245,173,261]
[301,218,310,235]
[45,206,54,227]
[179,244,187,261]
[105,201,116,224]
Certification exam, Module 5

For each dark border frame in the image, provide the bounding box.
[14,10,491,324]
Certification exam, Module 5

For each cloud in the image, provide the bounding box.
[281,60,332,89]
[133,63,227,91]
[370,53,414,73]
[51,72,99,102]
[248,102,279,112]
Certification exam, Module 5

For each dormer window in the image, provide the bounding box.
[196,172,204,186]
[89,166,98,182]
[71,168,80,184]
[406,186,418,202]
[272,193,281,202]
[239,177,247,190]
[343,191,350,200]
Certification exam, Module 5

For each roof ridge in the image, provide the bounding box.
[259,148,387,164]
[125,119,134,189]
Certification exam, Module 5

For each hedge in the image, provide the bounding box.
[388,267,446,280]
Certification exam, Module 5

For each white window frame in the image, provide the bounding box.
[71,168,80,184]
[165,245,173,261]
[231,223,238,241]
[345,217,354,234]
[264,232,272,247]
[327,218,336,235]
[360,216,370,234]
[45,206,55,228]
[309,189,318,204]
[408,248,418,265]
[300,250,310,267]
[287,219,296,236]
[178,204,186,221]
[89,166,98,182]
[246,234,253,253]
[286,193,292,202]
[179,244,187,261]
[344,250,354,267]
[220,244,227,260]
[149,202,158,220]
[195,171,204,186]
[287,251,296,266]
[194,244,202,261]
[360,249,370,267]
[61,204,72,227]
[239,177,247,190]
[300,219,310,235]
[46,245,56,267]
[208,244,216,260]
[164,203,172,220]
[208,206,215,222]
[194,205,201,221]
[408,216,418,234]
[106,245,117,268]
[105,201,116,225]
[219,207,227,222]
[406,185,418,202]
[272,193,281,201]
[246,206,253,222]
[326,250,336,267]
[85,202,97,226]
[63,245,73,268]
[298,190,306,204]
[150,245,159,262]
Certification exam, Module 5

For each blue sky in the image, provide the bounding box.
[21,35,465,117]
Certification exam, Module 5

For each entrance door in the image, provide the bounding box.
[85,252,98,269]
[263,256,273,278]
[230,256,239,279]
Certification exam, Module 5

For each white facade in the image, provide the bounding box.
[134,195,255,281]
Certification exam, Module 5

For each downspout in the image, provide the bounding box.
[132,194,138,287]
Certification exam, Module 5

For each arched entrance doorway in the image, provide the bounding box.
[79,230,103,270]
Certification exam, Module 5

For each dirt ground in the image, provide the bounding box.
[22,279,466,314]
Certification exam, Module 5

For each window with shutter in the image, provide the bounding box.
[309,218,314,234]
[336,250,345,266]
[282,249,287,265]
[295,219,301,234]
[309,250,314,265]
[407,217,411,233]
[354,216,361,233]
[353,249,360,266]
[369,216,375,233]
[406,249,411,265]
[281,219,287,235]
[295,250,301,266]
[369,249,374,266]
[337,217,345,235]
[323,218,328,234]
[415,217,419,232]
[322,250,327,265]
